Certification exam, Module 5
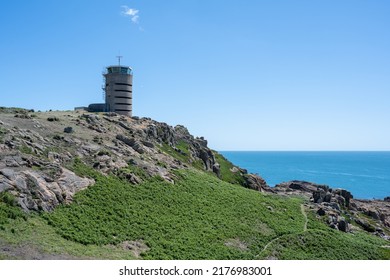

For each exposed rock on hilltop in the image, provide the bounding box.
[0,108,265,211]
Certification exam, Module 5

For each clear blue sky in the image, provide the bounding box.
[1,0,389,151]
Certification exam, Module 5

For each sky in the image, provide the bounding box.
[1,0,389,151]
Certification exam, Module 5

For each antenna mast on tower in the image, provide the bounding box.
[116,55,123,66]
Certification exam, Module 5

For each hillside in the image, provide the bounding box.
[1,108,389,259]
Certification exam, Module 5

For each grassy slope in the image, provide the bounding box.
[45,161,305,259]
[45,162,390,259]
[214,153,246,185]
[0,215,136,260]
[1,161,390,259]
[258,210,390,260]
[0,194,136,259]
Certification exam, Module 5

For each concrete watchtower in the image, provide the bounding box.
[104,57,133,116]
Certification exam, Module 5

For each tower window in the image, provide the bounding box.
[115,96,132,99]
[115,89,132,93]
[115,83,132,86]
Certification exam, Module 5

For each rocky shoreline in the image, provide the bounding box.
[272,180,390,239]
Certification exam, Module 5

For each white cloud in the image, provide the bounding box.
[121,5,139,23]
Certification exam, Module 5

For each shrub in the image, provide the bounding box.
[19,145,34,154]
[214,153,246,185]
[64,127,73,133]
[0,192,17,206]
[0,192,26,226]
[47,117,60,122]
[97,149,110,156]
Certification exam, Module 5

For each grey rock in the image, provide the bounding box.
[333,189,353,208]
[116,134,145,154]
[141,140,154,148]
[195,137,208,147]
[367,210,380,220]
[104,112,118,117]
[0,180,13,192]
[174,125,191,136]
[338,219,349,232]
[313,189,326,203]
[117,121,133,132]
[0,168,16,181]
[0,167,94,212]
[355,218,376,232]
[199,148,214,170]
[329,202,340,211]
[243,173,272,193]
[146,125,158,139]
[212,163,221,178]
[156,123,175,145]
[324,192,332,203]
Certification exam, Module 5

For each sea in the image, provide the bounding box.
[219,151,390,200]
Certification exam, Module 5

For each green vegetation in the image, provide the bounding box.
[0,214,136,259]
[0,177,136,259]
[0,193,26,229]
[214,153,246,185]
[0,127,6,143]
[96,149,111,156]
[116,164,150,182]
[160,140,191,163]
[160,140,207,171]
[41,161,389,259]
[19,144,34,155]
[257,209,390,259]
[1,160,389,259]
[45,162,305,259]
[262,229,390,260]
[47,117,60,122]
[43,146,62,158]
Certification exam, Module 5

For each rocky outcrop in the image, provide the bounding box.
[1,109,253,213]
[116,134,145,154]
[274,180,390,239]
[243,173,273,193]
[350,199,390,235]
[145,122,175,146]
[0,166,94,212]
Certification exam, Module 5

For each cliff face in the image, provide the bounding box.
[0,108,267,212]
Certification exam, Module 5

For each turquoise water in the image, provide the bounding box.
[219,151,390,199]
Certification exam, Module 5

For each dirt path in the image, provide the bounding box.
[256,236,283,257]
[256,204,308,258]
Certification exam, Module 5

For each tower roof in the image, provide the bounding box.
[105,65,133,75]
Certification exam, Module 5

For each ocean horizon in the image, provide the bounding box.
[219,151,390,200]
